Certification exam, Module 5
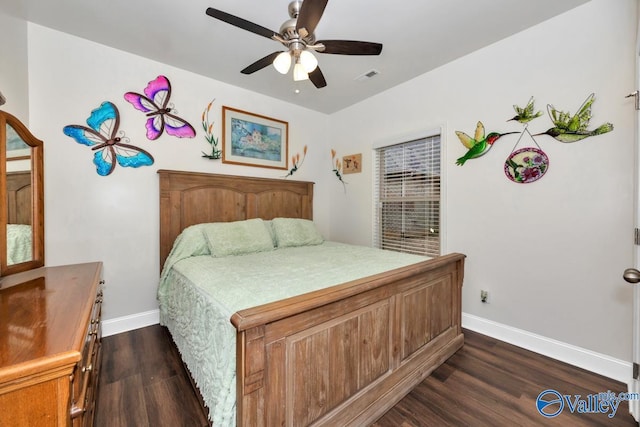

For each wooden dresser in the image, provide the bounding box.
[0,262,103,426]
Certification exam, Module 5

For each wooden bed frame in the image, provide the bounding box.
[158,169,465,426]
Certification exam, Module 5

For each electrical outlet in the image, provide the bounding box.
[480,290,488,303]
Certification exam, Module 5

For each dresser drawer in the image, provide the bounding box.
[83,337,103,427]
[71,282,103,425]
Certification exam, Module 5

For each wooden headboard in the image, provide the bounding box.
[7,171,32,225]
[158,170,314,270]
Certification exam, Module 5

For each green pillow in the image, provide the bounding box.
[202,218,274,257]
[263,220,278,247]
[271,218,324,248]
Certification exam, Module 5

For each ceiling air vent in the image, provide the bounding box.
[355,69,380,82]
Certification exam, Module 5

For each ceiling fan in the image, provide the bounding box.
[205,0,383,88]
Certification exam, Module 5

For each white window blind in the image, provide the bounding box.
[374,135,441,257]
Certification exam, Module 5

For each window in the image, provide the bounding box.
[374,135,441,257]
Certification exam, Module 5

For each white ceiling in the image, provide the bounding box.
[1,0,589,114]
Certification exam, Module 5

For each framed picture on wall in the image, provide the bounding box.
[222,106,288,170]
[343,153,362,174]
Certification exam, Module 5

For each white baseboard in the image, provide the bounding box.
[101,309,159,337]
[462,312,631,383]
[100,309,631,383]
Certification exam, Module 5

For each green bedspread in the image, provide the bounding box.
[158,225,428,426]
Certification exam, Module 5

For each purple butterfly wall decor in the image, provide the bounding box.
[63,101,154,176]
[124,75,196,140]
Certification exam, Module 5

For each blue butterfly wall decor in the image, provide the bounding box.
[63,101,154,176]
[124,75,196,141]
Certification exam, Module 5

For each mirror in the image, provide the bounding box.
[0,110,44,276]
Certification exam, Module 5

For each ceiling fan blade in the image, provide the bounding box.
[309,67,327,88]
[296,0,328,38]
[317,40,383,55]
[241,52,283,74]
[206,8,278,40]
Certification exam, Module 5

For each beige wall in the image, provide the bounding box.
[328,0,636,362]
[26,23,331,322]
[0,12,29,122]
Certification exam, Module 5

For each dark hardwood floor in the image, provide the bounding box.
[95,325,638,426]
[95,324,209,427]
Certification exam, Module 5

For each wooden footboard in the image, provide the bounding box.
[233,252,465,426]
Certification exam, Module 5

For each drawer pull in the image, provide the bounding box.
[70,404,86,418]
[82,364,92,373]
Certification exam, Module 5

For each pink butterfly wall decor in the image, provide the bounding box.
[124,75,196,140]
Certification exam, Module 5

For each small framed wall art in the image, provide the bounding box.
[222,106,288,170]
[342,153,362,174]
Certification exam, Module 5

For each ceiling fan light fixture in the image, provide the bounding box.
[299,50,318,73]
[206,0,383,90]
[273,51,292,74]
[293,62,309,81]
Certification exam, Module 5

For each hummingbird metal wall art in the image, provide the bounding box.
[509,96,543,124]
[455,121,517,166]
[503,96,549,183]
[535,93,613,143]
[455,93,613,173]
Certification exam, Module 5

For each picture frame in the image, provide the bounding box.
[222,106,288,170]
[342,153,362,174]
